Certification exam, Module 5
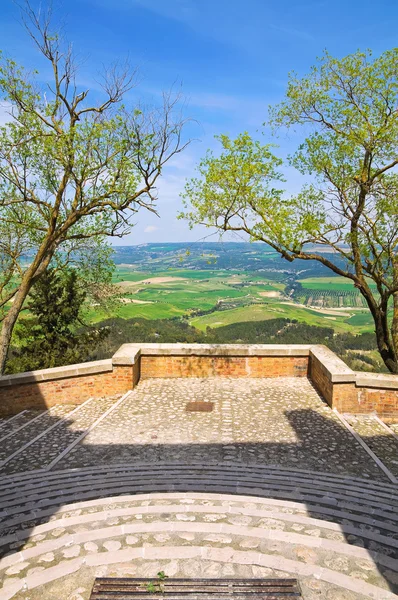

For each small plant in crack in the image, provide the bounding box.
[145,572,168,594]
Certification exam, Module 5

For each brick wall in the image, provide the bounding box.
[309,350,398,418]
[335,385,398,419]
[140,355,309,379]
[308,354,334,406]
[1,344,398,418]
[0,365,135,416]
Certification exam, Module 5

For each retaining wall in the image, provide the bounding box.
[0,343,397,418]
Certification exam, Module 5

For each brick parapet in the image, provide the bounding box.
[308,346,398,418]
[140,355,308,379]
[0,344,398,417]
[0,364,134,417]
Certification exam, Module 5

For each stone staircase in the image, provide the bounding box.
[343,415,398,478]
[0,467,398,599]
[0,463,398,600]
[0,395,123,475]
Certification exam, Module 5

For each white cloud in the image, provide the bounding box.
[144,225,159,233]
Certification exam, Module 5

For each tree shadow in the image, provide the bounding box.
[0,382,397,596]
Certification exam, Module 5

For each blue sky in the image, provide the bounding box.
[0,0,397,244]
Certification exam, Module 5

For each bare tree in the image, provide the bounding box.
[0,3,189,373]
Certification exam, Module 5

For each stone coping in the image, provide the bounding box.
[309,345,356,384]
[1,343,398,392]
[0,359,113,388]
[112,343,313,365]
[310,346,398,389]
[355,371,398,389]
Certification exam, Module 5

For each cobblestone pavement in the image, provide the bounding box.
[345,416,398,478]
[54,378,387,480]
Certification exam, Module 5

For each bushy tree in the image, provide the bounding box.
[182,49,398,373]
[7,269,108,373]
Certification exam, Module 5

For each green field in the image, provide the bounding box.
[91,267,375,335]
[190,301,373,333]
[298,277,357,291]
[295,276,378,309]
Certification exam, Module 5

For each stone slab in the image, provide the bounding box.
[0,360,113,387]
[112,344,313,365]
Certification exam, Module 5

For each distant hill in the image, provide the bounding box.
[112,242,347,279]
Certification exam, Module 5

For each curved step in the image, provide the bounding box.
[1,464,397,515]
[1,465,398,549]
[1,495,398,554]
[1,493,397,600]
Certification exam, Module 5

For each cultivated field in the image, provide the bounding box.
[87,250,375,334]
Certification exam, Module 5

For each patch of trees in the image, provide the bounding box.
[0,4,189,374]
[6,270,109,373]
[29,316,380,375]
[87,318,206,361]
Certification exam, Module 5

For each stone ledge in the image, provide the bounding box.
[3,343,398,400]
[355,372,398,390]
[0,359,113,388]
[112,343,312,365]
[112,345,141,366]
[310,345,356,383]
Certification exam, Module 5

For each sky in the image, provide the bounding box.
[0,0,397,245]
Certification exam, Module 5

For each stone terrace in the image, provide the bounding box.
[1,345,398,600]
[0,377,395,479]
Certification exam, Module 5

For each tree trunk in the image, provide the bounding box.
[0,279,33,375]
[0,248,54,375]
[391,291,398,364]
[358,286,398,374]
[373,307,398,374]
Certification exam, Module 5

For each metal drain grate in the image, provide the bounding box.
[90,578,302,599]
[185,401,214,412]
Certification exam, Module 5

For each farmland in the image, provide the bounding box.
[87,243,376,335]
[294,277,374,309]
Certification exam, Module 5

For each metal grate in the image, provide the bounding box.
[89,578,302,599]
[185,402,214,412]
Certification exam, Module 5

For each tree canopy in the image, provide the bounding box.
[0,3,189,373]
[182,49,398,373]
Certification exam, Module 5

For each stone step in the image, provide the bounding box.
[1,461,398,500]
[0,412,33,436]
[3,491,398,549]
[1,494,397,600]
[0,410,50,444]
[0,405,76,463]
[1,496,398,556]
[0,466,397,505]
[3,459,397,494]
[1,469,398,530]
[390,423,398,435]
[3,518,398,573]
[0,396,118,475]
[2,462,398,504]
[3,546,395,600]
[344,416,398,478]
